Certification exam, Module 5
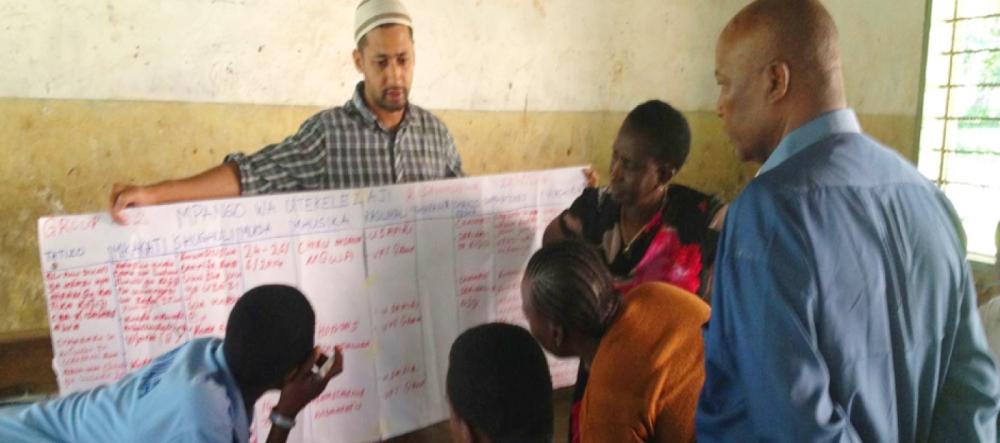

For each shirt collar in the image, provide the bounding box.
[350,81,414,132]
[214,343,251,442]
[757,108,862,176]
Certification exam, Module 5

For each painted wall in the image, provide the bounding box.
[0,0,927,336]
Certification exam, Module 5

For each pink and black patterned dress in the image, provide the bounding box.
[564,184,722,296]
[559,183,723,443]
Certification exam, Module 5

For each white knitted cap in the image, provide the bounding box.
[354,0,412,45]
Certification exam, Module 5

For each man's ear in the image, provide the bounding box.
[765,60,790,104]
[352,48,363,73]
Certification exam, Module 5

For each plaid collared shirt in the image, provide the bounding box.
[225,82,463,194]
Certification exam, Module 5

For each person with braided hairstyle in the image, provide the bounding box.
[520,239,709,443]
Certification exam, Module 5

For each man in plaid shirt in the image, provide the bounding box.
[110,0,462,223]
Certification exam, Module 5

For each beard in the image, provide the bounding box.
[376,87,408,112]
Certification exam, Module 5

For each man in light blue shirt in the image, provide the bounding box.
[698,0,1000,441]
[0,285,343,443]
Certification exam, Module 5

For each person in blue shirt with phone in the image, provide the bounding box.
[0,284,343,443]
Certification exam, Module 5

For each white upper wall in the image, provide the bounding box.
[0,0,925,115]
[830,1,929,117]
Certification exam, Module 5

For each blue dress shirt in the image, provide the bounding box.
[0,338,250,442]
[697,109,1000,442]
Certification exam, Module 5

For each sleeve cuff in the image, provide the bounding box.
[223,152,255,196]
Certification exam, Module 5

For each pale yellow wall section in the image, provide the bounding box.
[0,98,916,335]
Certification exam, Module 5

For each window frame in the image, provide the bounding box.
[915,0,1000,265]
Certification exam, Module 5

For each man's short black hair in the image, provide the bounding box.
[224,284,315,388]
[447,323,553,443]
[622,99,692,170]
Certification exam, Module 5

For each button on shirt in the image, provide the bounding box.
[226,81,463,194]
[696,109,1000,442]
[0,338,250,443]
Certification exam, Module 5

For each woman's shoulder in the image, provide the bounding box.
[664,184,724,244]
[666,184,723,211]
[567,187,619,239]
[569,186,616,211]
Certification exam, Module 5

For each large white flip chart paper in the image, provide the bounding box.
[36,167,584,442]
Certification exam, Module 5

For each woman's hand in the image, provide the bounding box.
[583,167,599,188]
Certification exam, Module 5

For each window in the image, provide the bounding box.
[918,0,1000,263]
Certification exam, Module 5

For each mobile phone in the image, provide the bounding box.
[314,353,335,378]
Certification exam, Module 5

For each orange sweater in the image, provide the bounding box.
[579,282,710,443]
